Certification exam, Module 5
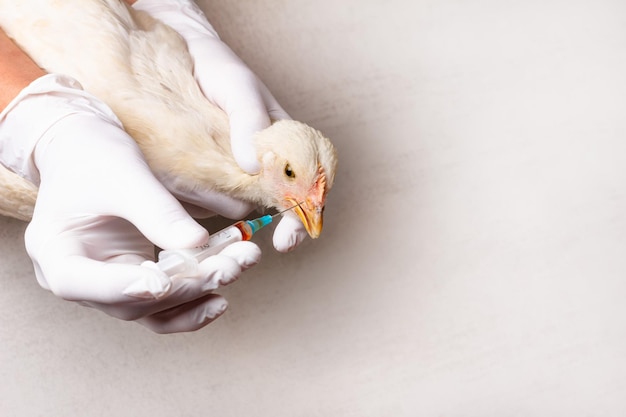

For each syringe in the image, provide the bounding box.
[155,205,299,279]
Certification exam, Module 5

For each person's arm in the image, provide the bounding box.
[0,23,260,334]
[0,28,45,111]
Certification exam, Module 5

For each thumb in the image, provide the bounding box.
[228,81,291,173]
[273,214,308,253]
[121,178,209,250]
[228,105,269,174]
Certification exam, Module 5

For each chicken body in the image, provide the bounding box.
[0,0,337,236]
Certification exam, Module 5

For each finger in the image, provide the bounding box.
[174,188,255,219]
[164,242,261,295]
[228,107,268,174]
[28,246,171,305]
[216,241,262,272]
[120,243,260,317]
[273,214,309,253]
[136,294,228,334]
[24,217,185,325]
[216,72,272,174]
[195,253,243,288]
[226,79,291,172]
[259,82,291,121]
[45,116,210,251]
[116,172,209,250]
[135,243,262,333]
[77,256,235,322]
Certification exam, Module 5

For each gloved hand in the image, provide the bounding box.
[0,74,261,333]
[132,0,309,253]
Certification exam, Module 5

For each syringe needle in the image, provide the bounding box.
[272,201,304,218]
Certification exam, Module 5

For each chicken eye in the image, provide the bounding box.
[284,164,296,179]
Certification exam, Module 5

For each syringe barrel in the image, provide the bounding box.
[156,223,244,278]
[154,215,274,279]
[198,223,246,260]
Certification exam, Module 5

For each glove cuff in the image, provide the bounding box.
[0,73,121,185]
[132,0,220,41]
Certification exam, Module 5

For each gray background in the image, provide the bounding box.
[2,0,626,415]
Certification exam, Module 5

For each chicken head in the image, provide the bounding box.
[254,120,337,238]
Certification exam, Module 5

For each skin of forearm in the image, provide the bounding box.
[0,28,46,112]
[1,1,137,111]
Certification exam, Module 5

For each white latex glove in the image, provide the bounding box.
[132,0,309,253]
[0,74,261,333]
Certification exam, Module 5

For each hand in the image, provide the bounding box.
[0,74,261,333]
[132,0,309,252]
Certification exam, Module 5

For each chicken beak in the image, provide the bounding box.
[293,200,324,239]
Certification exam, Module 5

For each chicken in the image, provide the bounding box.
[0,162,37,221]
[0,0,337,238]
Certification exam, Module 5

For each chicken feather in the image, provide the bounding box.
[0,0,337,237]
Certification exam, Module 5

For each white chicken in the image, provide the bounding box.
[0,0,337,239]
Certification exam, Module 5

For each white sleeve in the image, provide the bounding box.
[0,74,122,184]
